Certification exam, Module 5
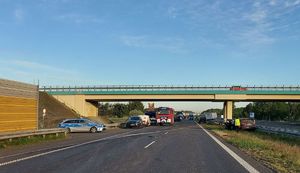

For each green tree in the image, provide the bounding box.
[112,103,129,118]
[129,109,144,116]
[128,101,144,112]
[201,108,223,115]
[99,103,112,116]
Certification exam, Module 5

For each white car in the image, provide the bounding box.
[138,115,151,126]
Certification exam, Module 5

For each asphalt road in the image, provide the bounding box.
[0,120,273,173]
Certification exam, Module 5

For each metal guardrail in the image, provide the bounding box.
[0,128,67,141]
[40,85,300,92]
[105,123,120,128]
[256,125,300,137]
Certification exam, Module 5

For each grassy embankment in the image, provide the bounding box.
[203,124,300,173]
[108,116,129,123]
[0,133,66,149]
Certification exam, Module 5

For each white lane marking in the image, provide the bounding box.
[195,122,260,173]
[0,129,140,160]
[0,130,161,167]
[164,132,168,135]
[144,141,156,149]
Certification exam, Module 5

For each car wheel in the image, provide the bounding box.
[90,127,97,133]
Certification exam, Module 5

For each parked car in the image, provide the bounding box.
[126,116,143,128]
[198,116,206,123]
[240,118,256,130]
[175,112,184,122]
[58,118,104,133]
[188,114,194,120]
[138,115,151,126]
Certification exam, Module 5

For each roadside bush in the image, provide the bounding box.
[129,109,144,116]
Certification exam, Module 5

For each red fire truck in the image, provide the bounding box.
[156,107,175,126]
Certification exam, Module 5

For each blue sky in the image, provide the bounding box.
[0,0,300,111]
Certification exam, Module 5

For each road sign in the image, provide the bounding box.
[249,112,255,118]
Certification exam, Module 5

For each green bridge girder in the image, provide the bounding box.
[46,90,300,95]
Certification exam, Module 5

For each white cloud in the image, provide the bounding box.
[120,35,187,54]
[10,60,75,75]
[56,14,103,24]
[285,0,300,7]
[167,6,179,19]
[0,59,83,85]
[14,8,24,21]
[163,0,299,50]
[237,28,275,45]
[121,35,147,47]
[245,10,266,23]
[269,0,277,6]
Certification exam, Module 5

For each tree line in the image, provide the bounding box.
[240,102,300,121]
[99,101,144,117]
[202,102,300,121]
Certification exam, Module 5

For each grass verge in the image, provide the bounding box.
[109,116,129,123]
[203,123,300,173]
[0,133,66,149]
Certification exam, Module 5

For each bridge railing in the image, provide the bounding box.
[40,85,300,92]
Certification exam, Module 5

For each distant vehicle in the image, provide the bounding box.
[58,118,104,133]
[188,113,194,120]
[198,116,206,123]
[126,116,143,128]
[240,118,256,130]
[175,112,184,122]
[225,118,256,130]
[204,112,217,121]
[138,115,151,126]
[230,86,248,91]
[156,107,175,125]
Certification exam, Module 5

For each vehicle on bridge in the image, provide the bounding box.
[156,107,175,126]
[58,118,105,133]
[230,86,248,91]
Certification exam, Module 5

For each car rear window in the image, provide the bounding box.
[130,117,140,121]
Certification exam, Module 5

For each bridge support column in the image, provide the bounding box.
[223,101,233,121]
[85,101,99,117]
[53,95,98,117]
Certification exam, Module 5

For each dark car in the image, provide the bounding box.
[145,111,157,125]
[175,112,184,122]
[126,116,143,128]
[198,116,206,123]
[188,114,194,120]
[240,118,256,130]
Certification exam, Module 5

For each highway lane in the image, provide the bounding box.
[0,121,273,173]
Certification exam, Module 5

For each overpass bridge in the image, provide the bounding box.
[41,85,300,121]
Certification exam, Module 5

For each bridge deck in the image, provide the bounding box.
[45,90,300,95]
[41,86,300,95]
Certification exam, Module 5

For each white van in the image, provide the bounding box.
[138,115,151,126]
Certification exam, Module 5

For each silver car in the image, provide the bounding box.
[58,118,104,133]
